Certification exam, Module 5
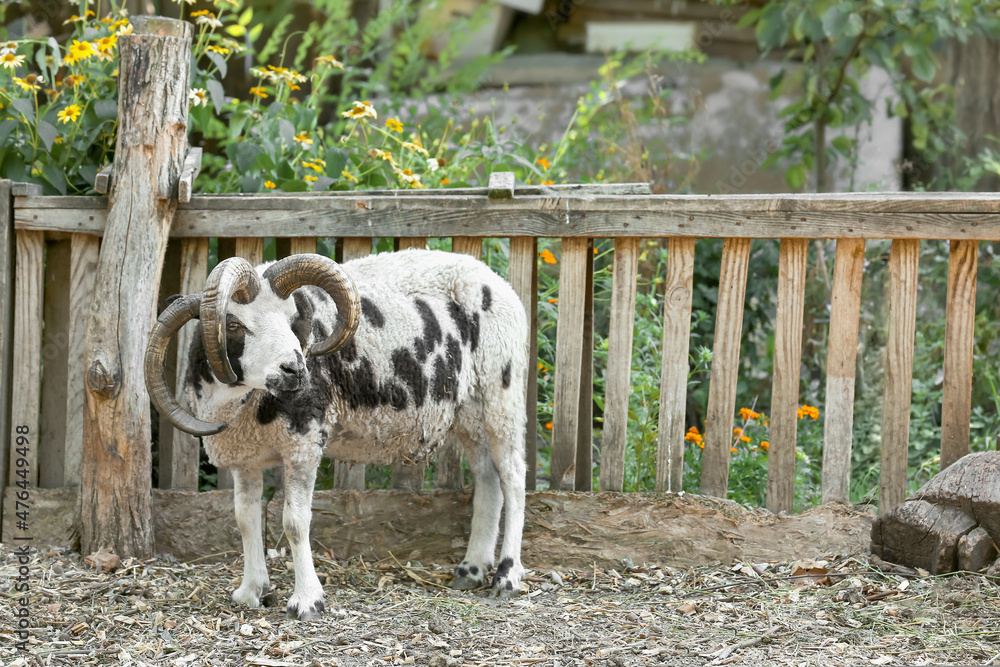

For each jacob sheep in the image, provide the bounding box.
[145,249,528,620]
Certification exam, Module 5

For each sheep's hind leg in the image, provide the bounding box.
[453,434,502,591]
[488,425,527,598]
[231,468,271,608]
[283,460,326,621]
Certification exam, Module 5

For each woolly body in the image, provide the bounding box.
[177,249,528,619]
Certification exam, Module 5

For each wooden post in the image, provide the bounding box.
[576,240,595,491]
[39,238,72,487]
[701,238,752,499]
[600,237,639,492]
[940,240,978,470]
[656,237,695,493]
[64,235,99,487]
[0,181,15,533]
[80,17,193,558]
[766,238,808,513]
[821,238,865,504]
[509,237,539,490]
[880,239,920,516]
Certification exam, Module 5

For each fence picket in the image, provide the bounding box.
[290,237,318,255]
[155,242,183,490]
[576,242,595,491]
[63,235,99,487]
[940,240,978,471]
[10,230,44,490]
[508,237,539,490]
[701,237,752,498]
[656,237,695,492]
[552,237,590,490]
[39,239,71,488]
[600,237,640,492]
[766,238,808,513]
[880,239,920,515]
[821,238,865,504]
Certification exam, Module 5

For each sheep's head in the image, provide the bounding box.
[144,254,360,436]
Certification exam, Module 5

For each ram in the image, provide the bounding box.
[145,249,528,620]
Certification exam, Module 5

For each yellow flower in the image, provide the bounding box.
[286,82,301,91]
[539,248,557,264]
[264,180,276,189]
[341,100,377,120]
[191,9,212,17]
[341,169,357,183]
[249,86,268,98]
[367,148,395,164]
[385,118,403,132]
[116,22,133,36]
[294,132,313,147]
[13,76,40,91]
[64,40,95,65]
[63,11,95,25]
[304,175,318,183]
[63,74,84,87]
[396,168,422,188]
[0,53,25,70]
[401,141,429,156]
[316,55,344,69]
[196,14,223,28]
[0,42,18,56]
[302,159,326,172]
[206,45,230,54]
[57,104,83,124]
[214,0,241,7]
[94,34,118,55]
[761,441,770,452]
[536,157,550,170]
[739,407,760,421]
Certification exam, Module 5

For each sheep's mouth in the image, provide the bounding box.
[266,375,305,394]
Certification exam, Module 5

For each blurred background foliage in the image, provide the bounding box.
[2,0,1000,507]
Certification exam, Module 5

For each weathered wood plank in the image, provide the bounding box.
[509,237,539,490]
[289,237,318,255]
[766,238,808,513]
[488,172,515,199]
[701,238,752,499]
[576,241,595,491]
[821,238,866,505]
[81,16,194,558]
[63,235,99,487]
[600,238,639,492]
[164,238,207,490]
[178,147,202,204]
[880,239,920,516]
[552,238,590,490]
[155,241,183,490]
[940,240,978,471]
[18,196,1000,240]
[0,182,14,531]
[10,230,44,488]
[39,239,72,488]
[451,237,483,257]
[333,238,371,490]
[656,237,695,493]
[396,237,428,250]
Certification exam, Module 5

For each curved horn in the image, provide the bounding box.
[262,253,360,356]
[144,295,228,436]
[200,257,261,384]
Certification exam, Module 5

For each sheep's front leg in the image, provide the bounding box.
[232,468,271,607]
[283,461,325,621]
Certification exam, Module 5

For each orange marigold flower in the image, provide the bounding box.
[542,179,554,185]
[539,248,557,264]
[684,431,702,445]
[545,422,553,430]
[740,436,750,443]
[761,441,770,451]
[547,298,558,304]
[730,447,739,454]
[739,407,760,421]
[536,157,550,170]
[440,178,450,185]
[797,404,819,420]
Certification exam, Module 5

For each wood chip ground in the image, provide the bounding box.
[3,544,999,666]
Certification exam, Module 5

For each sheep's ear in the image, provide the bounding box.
[291,290,314,348]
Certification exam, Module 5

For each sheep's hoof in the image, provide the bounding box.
[489,578,520,599]
[287,597,325,621]
[489,556,522,598]
[232,581,270,608]
[451,561,486,590]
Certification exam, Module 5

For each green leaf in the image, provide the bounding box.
[845,12,865,37]
[323,148,348,177]
[821,5,849,38]
[248,24,263,42]
[912,50,937,82]
[225,24,246,37]
[278,119,296,148]
[42,163,67,195]
[241,174,262,193]
[93,100,117,120]
[785,163,808,190]
[278,179,308,192]
[206,51,227,79]
[37,120,57,153]
[206,79,225,115]
[233,142,262,173]
[832,136,854,152]
[755,4,789,49]
[0,118,18,145]
[238,7,253,26]
[10,98,33,122]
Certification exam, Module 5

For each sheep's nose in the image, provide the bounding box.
[279,362,301,378]
[269,361,306,392]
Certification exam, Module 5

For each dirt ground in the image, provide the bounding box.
[3,543,1000,667]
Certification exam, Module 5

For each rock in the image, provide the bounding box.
[957,527,997,572]
[83,551,121,572]
[428,653,458,667]
[549,570,563,586]
[427,614,450,635]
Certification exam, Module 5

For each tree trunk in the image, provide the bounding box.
[80,17,193,558]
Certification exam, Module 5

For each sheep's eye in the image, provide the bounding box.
[227,321,242,332]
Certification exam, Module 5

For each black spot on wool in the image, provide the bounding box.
[413,298,442,362]
[481,285,492,312]
[184,322,216,399]
[291,291,314,349]
[448,302,480,351]
[325,352,408,411]
[501,361,512,388]
[360,296,385,328]
[431,336,463,402]
[225,314,247,385]
[393,347,428,408]
[255,359,332,435]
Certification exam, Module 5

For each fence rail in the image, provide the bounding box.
[3,181,999,538]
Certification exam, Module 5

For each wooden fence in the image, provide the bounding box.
[3,181,1000,538]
